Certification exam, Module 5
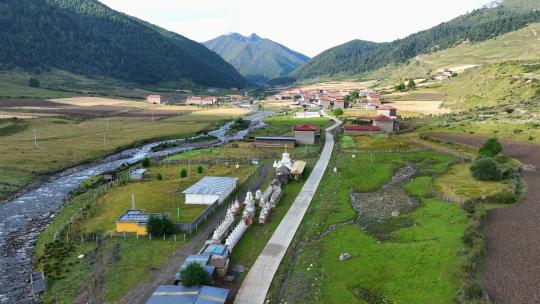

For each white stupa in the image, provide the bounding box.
[273,147,294,170]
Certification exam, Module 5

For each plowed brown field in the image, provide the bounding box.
[426,132,540,304]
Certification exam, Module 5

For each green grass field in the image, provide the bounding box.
[342,134,416,151]
[268,149,468,304]
[0,112,240,201]
[433,163,513,200]
[75,164,251,234]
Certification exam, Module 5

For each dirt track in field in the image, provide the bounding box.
[425,132,540,304]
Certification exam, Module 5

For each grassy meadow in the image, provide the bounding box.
[0,112,242,201]
[249,113,334,137]
[433,163,513,200]
[268,147,471,304]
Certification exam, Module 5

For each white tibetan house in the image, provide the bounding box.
[183,176,238,205]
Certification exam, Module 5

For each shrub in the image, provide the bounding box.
[196,166,204,174]
[28,77,40,88]
[485,190,516,204]
[156,173,163,180]
[141,157,151,168]
[470,158,502,181]
[407,79,416,89]
[180,263,211,287]
[478,138,502,158]
[332,108,344,116]
[180,168,188,178]
[147,215,175,236]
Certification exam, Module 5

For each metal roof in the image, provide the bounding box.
[182,177,238,196]
[116,210,149,224]
[146,285,229,304]
[200,244,229,257]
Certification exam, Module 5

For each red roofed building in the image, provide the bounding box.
[373,115,397,132]
[293,124,321,145]
[367,92,382,105]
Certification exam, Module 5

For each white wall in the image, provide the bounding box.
[185,193,220,205]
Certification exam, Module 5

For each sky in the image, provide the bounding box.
[98,0,488,57]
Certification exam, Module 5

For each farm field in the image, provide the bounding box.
[0,98,248,201]
[268,147,472,304]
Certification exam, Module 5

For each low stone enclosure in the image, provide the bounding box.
[350,165,419,240]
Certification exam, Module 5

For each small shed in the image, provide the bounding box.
[115,210,150,235]
[130,168,147,181]
[146,95,162,104]
[183,176,238,205]
[146,285,229,304]
[291,161,307,180]
[102,170,117,182]
[254,136,296,148]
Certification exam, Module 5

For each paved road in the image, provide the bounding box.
[426,133,540,304]
[234,113,341,304]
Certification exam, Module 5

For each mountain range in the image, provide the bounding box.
[204,33,309,85]
[0,0,247,89]
[291,0,540,81]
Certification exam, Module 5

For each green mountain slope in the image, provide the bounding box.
[204,33,309,84]
[370,22,540,84]
[0,0,247,88]
[292,0,540,80]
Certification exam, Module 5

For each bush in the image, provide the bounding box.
[28,77,40,88]
[407,79,416,89]
[181,262,211,287]
[478,138,502,158]
[485,190,516,204]
[147,215,175,236]
[470,158,502,181]
[180,168,188,178]
[332,108,344,116]
[196,166,204,174]
[142,157,151,168]
[156,173,163,180]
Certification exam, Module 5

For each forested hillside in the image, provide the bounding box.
[204,33,309,85]
[292,0,540,80]
[0,0,247,88]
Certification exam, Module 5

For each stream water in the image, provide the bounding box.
[0,111,273,303]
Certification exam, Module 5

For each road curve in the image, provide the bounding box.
[425,132,540,304]
[234,112,341,304]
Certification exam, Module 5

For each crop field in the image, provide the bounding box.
[268,148,470,304]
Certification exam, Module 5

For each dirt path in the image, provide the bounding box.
[425,132,540,304]
[119,163,272,304]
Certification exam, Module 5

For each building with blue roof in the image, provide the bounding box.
[146,285,229,304]
[183,176,238,205]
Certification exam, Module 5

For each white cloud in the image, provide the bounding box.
[99,0,487,57]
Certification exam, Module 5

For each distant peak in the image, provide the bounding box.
[227,32,245,41]
[249,33,262,41]
[225,32,262,42]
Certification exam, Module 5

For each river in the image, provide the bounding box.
[0,111,273,303]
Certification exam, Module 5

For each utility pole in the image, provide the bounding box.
[32,128,39,149]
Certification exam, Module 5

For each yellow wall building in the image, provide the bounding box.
[115,210,150,235]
